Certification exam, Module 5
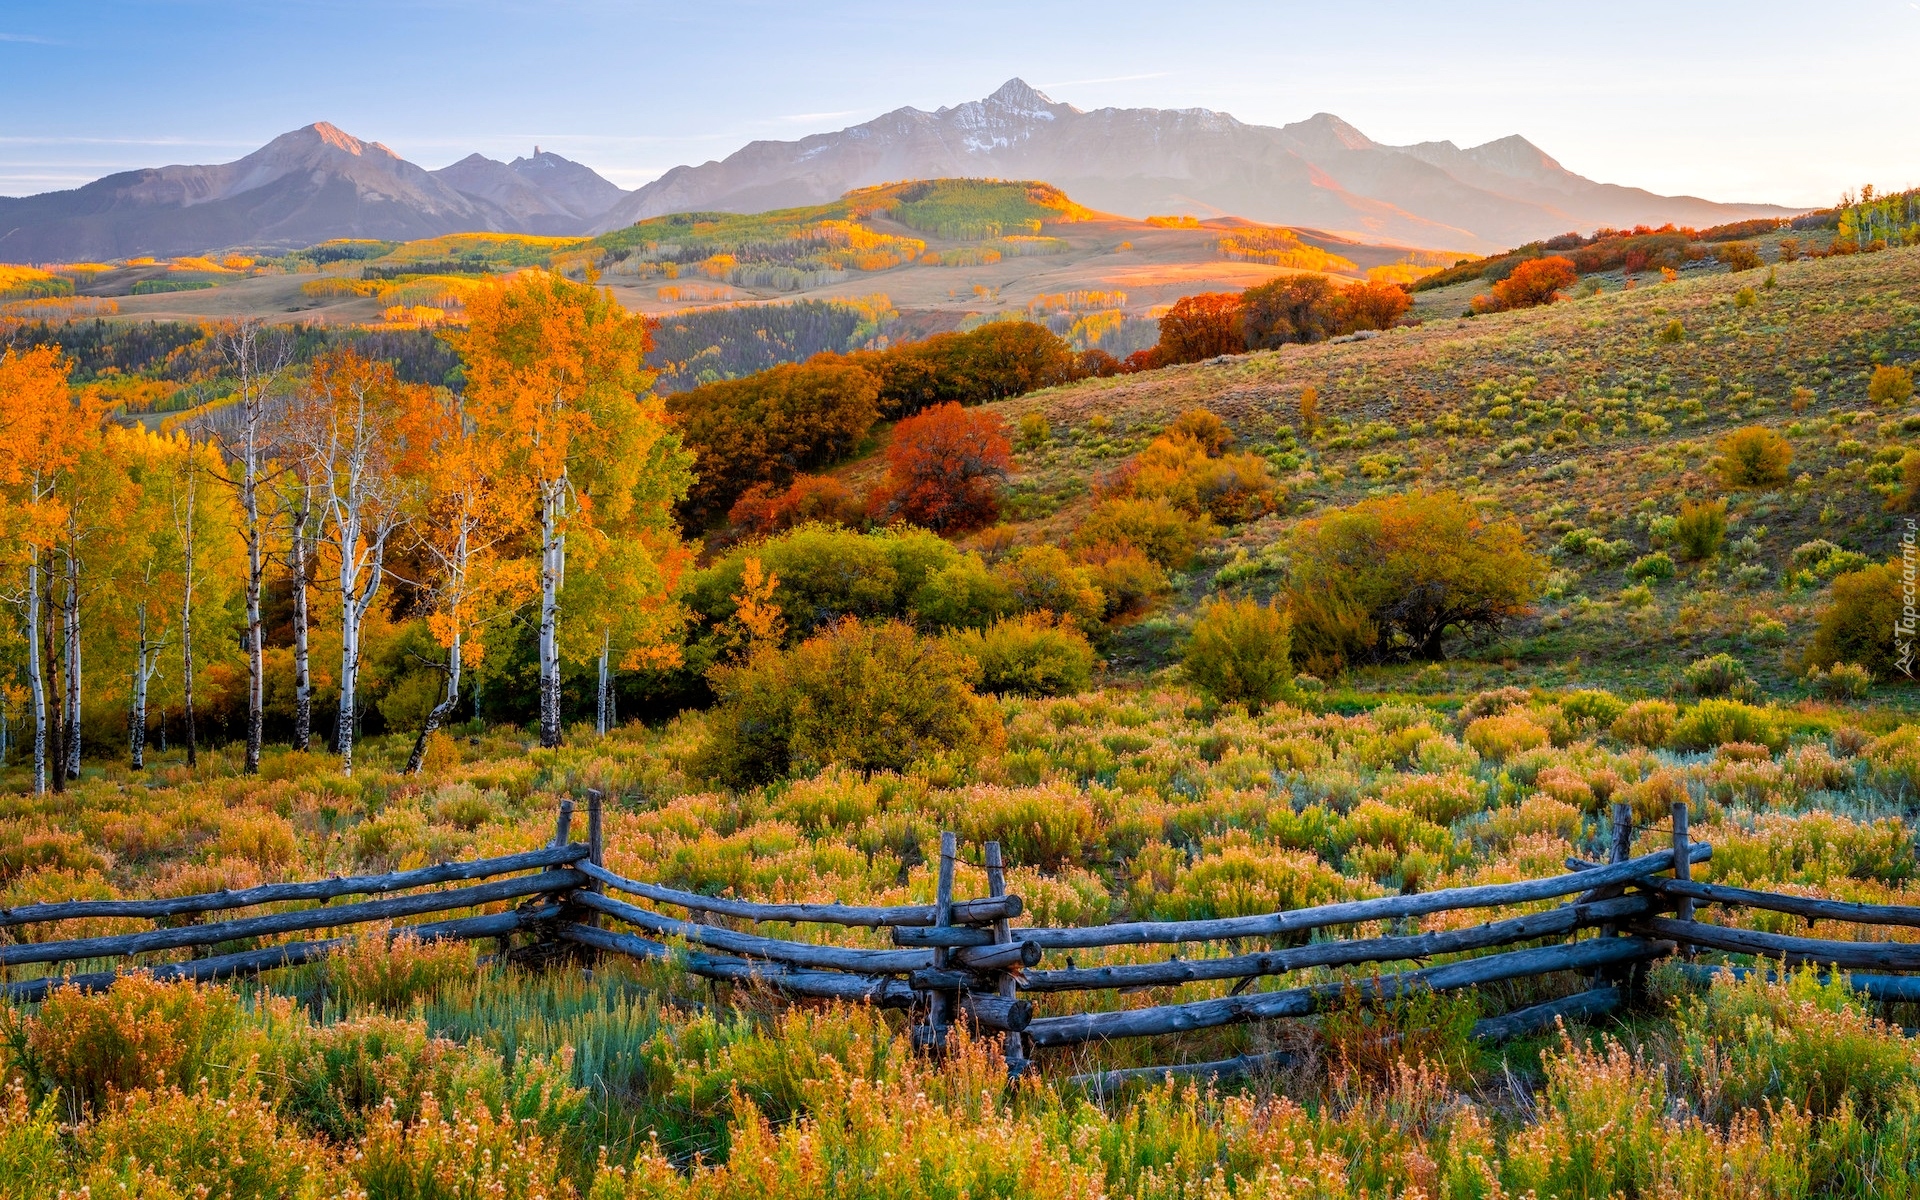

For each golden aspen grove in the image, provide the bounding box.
[3,36,1920,1198]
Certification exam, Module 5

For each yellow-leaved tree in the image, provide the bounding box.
[402,387,534,773]
[0,346,102,794]
[455,271,691,746]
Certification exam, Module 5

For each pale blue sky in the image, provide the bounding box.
[2,0,1915,207]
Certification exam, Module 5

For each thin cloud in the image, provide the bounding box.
[1034,71,1170,89]
[0,32,57,44]
[772,110,863,124]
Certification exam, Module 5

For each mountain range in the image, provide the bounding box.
[597,80,1793,252]
[0,80,1795,263]
[0,123,629,262]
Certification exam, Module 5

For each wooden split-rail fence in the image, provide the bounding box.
[6,793,1920,1085]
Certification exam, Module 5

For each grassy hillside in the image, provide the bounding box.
[971,245,1920,697]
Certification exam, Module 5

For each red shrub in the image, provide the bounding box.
[868,403,1011,533]
[729,473,866,535]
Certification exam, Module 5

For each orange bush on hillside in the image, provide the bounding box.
[868,403,1011,533]
[1472,256,1577,313]
[1155,293,1244,364]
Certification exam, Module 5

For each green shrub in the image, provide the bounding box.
[1627,551,1676,581]
[910,553,1014,630]
[1016,411,1051,448]
[1070,496,1214,569]
[1557,688,1625,732]
[1285,492,1544,664]
[992,544,1106,629]
[950,614,1095,697]
[1611,699,1677,747]
[1674,967,1920,1122]
[1671,498,1727,560]
[1806,561,1906,679]
[1670,699,1780,751]
[696,619,1002,787]
[1681,652,1751,697]
[1182,596,1293,711]
[1807,662,1873,700]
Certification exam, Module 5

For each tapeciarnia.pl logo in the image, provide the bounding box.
[1900,518,1917,679]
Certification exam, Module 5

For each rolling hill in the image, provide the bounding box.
[596,78,1794,253]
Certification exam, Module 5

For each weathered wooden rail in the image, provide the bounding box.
[7,794,1920,1084]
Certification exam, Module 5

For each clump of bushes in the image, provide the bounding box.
[1717,425,1793,488]
[1071,496,1213,569]
[1672,498,1727,560]
[1669,699,1780,751]
[1284,492,1544,670]
[1806,560,1906,680]
[1806,662,1873,700]
[1680,652,1753,698]
[866,402,1011,533]
[1464,712,1549,761]
[951,614,1096,697]
[1102,423,1277,524]
[1470,256,1576,313]
[1868,363,1914,406]
[696,619,1002,786]
[1628,551,1676,581]
[1611,699,1678,747]
[1182,596,1293,711]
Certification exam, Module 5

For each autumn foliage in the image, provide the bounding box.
[668,360,880,525]
[727,473,866,536]
[1286,492,1545,669]
[1153,293,1245,364]
[1471,256,1577,313]
[1134,276,1412,369]
[868,403,1011,533]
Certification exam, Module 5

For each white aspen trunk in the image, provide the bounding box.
[538,479,565,748]
[62,545,80,780]
[596,628,610,737]
[178,464,198,769]
[289,502,312,752]
[336,608,358,773]
[131,603,150,770]
[407,628,462,776]
[243,469,263,775]
[25,549,45,795]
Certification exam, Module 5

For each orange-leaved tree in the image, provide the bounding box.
[0,345,101,793]
[868,402,1011,533]
[283,348,433,774]
[1155,293,1245,364]
[457,270,690,747]
[402,388,533,774]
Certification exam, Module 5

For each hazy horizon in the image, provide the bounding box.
[3,0,1916,209]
